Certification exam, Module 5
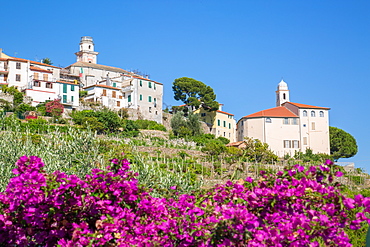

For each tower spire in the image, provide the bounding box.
[75,36,99,64]
[276,79,290,106]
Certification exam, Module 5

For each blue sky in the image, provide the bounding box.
[2,1,370,170]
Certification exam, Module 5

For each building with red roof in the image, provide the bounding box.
[237,80,330,156]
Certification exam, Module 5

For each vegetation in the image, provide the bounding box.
[171,111,202,137]
[330,126,358,161]
[41,57,53,65]
[172,77,219,111]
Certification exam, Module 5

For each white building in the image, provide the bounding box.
[65,36,163,123]
[236,80,330,157]
[0,49,79,109]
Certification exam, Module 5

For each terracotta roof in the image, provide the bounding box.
[0,56,60,68]
[84,84,120,90]
[30,66,53,73]
[132,75,163,85]
[217,110,234,116]
[68,61,130,74]
[56,80,80,86]
[242,106,298,119]
[226,141,245,147]
[284,102,330,110]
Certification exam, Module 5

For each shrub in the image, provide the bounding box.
[0,157,368,246]
[45,99,64,117]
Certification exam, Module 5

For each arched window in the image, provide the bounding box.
[319,111,324,117]
[283,93,286,100]
[311,111,315,117]
[303,110,307,117]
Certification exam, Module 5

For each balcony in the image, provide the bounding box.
[121,85,134,93]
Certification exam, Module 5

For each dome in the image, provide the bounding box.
[277,79,288,90]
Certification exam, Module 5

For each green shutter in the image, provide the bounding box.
[154,84,156,90]
[140,80,142,87]
[128,95,131,102]
[63,95,67,103]
[71,96,74,102]
[149,82,152,88]
[140,94,142,101]
[229,123,231,129]
[148,96,152,102]
[217,119,220,126]
[113,82,116,87]
[71,85,75,91]
[63,84,67,93]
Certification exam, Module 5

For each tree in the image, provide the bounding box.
[172,77,219,112]
[329,126,357,161]
[170,111,202,137]
[41,58,53,65]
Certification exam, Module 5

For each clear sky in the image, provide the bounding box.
[2,0,370,170]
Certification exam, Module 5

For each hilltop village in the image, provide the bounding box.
[0,36,330,157]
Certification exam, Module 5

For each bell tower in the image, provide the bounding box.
[276,79,290,106]
[75,36,99,64]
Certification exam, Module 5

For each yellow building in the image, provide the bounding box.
[194,104,236,142]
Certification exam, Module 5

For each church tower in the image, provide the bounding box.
[75,36,99,64]
[276,79,290,106]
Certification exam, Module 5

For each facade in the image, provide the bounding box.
[65,36,163,123]
[194,104,236,142]
[0,49,79,109]
[236,80,330,157]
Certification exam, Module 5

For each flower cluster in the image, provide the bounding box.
[45,99,64,117]
[0,157,368,246]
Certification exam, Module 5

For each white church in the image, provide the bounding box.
[236,80,330,157]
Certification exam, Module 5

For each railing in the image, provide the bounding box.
[121,85,134,92]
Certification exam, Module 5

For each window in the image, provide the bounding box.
[149,107,152,113]
[154,84,156,90]
[63,84,67,94]
[201,113,206,117]
[140,80,142,87]
[303,124,306,127]
[16,74,21,82]
[283,93,286,100]
[43,74,48,81]
[303,137,308,145]
[63,95,67,103]
[71,96,74,102]
[113,82,116,87]
[319,111,324,117]
[229,123,231,129]
[283,118,289,125]
[34,73,39,80]
[33,80,40,87]
[112,91,116,98]
[148,96,152,102]
[155,111,158,115]
[303,110,307,117]
[117,101,120,107]
[139,94,142,101]
[217,119,220,126]
[119,95,123,99]
[223,121,226,127]
[266,118,272,123]
[283,140,291,148]
[311,111,315,117]
[16,62,21,69]
[71,85,75,91]
[148,81,152,88]
[102,89,107,96]
[312,122,316,130]
[128,95,131,102]
[292,140,299,148]
[46,83,53,89]
[292,118,298,125]
[223,132,226,137]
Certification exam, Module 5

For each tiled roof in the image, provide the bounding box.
[132,75,163,85]
[30,66,53,73]
[242,106,298,119]
[84,84,120,90]
[217,110,234,116]
[284,102,330,110]
[68,61,130,74]
[56,80,80,86]
[0,56,60,68]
